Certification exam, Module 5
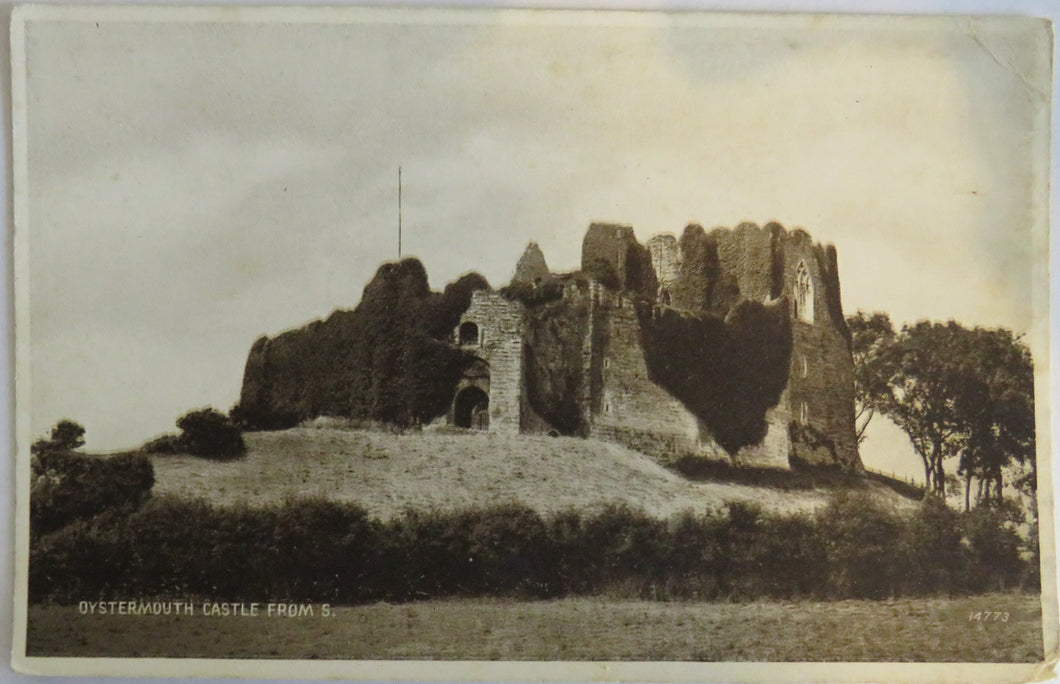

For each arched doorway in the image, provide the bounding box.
[453,386,489,430]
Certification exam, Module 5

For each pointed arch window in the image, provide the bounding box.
[793,261,814,323]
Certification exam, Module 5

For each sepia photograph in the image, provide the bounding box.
[8,4,1057,681]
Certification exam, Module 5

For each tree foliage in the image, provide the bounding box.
[29,419,154,539]
[31,419,86,455]
[847,311,896,444]
[849,316,1035,504]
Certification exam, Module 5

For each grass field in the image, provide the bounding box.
[27,594,1043,661]
[150,427,915,519]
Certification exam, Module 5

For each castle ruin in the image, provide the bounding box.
[238,220,861,471]
[448,222,861,470]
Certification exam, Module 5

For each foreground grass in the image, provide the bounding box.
[27,594,1042,661]
[150,427,914,519]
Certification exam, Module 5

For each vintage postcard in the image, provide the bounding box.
[9,4,1058,682]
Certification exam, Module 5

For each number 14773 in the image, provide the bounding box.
[968,611,1009,622]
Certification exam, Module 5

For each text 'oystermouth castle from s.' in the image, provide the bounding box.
[237,221,862,472]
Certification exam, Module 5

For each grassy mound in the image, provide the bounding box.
[150,427,915,520]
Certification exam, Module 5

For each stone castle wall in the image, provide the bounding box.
[646,224,783,316]
[456,291,525,435]
[582,223,638,283]
[732,401,792,469]
[592,222,860,470]
[780,232,859,468]
[647,234,681,288]
[585,286,701,457]
[713,222,784,304]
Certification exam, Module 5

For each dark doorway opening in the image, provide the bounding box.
[454,386,489,430]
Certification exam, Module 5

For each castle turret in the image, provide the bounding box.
[580,223,657,297]
[646,234,680,305]
[581,223,637,287]
[511,242,550,285]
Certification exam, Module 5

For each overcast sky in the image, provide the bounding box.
[17,9,1051,477]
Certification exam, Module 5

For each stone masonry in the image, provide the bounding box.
[452,291,525,436]
[451,222,861,471]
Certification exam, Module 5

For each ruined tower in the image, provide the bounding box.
[449,221,861,471]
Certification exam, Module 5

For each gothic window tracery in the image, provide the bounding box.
[793,261,814,323]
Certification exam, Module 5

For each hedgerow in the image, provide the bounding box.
[28,495,1034,604]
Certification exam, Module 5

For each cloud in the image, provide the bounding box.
[22,13,1048,449]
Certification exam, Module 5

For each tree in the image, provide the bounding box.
[952,327,1035,510]
[176,408,246,459]
[867,321,1034,503]
[31,419,86,455]
[846,311,896,444]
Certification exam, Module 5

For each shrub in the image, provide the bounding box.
[814,492,905,598]
[752,514,827,598]
[663,510,726,599]
[962,502,1026,592]
[29,496,382,603]
[268,497,382,603]
[176,408,245,459]
[579,503,669,597]
[500,278,565,307]
[545,509,592,595]
[30,450,154,539]
[29,506,134,602]
[460,504,553,596]
[140,433,184,455]
[1022,515,1041,591]
[898,498,967,595]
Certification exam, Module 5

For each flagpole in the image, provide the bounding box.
[398,166,402,259]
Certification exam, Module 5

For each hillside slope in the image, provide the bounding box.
[151,427,915,519]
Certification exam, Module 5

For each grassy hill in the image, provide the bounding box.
[150,425,917,519]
